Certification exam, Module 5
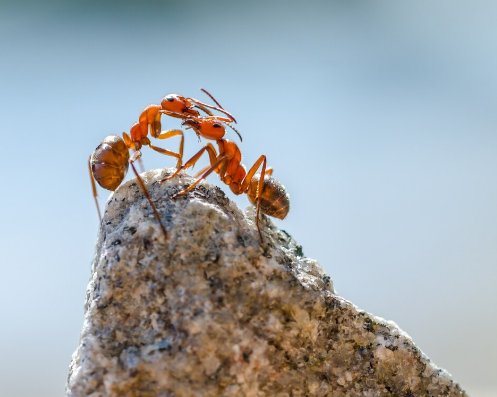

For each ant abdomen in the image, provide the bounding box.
[90,135,130,191]
[247,175,290,220]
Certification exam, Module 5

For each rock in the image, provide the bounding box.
[67,168,468,397]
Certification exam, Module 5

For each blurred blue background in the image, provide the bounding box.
[0,1,495,395]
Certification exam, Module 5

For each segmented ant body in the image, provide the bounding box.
[88,89,238,239]
[160,118,290,240]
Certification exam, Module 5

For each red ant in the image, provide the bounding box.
[159,118,290,240]
[88,89,239,239]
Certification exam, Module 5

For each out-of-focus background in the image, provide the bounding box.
[0,1,495,395]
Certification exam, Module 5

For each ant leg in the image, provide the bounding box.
[129,152,167,240]
[241,155,267,241]
[159,143,218,183]
[154,129,184,168]
[88,155,102,222]
[158,109,192,119]
[194,164,211,178]
[147,143,182,168]
[151,113,162,139]
[133,149,145,173]
[172,155,228,199]
[160,109,234,126]
[240,155,267,194]
[122,132,133,148]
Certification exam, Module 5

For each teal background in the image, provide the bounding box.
[0,1,496,395]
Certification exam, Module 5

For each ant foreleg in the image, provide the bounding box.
[157,109,191,120]
[172,155,228,199]
[137,131,182,168]
[159,143,217,183]
[154,129,184,167]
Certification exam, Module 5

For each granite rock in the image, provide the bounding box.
[67,168,468,397]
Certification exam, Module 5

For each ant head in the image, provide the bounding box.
[182,117,226,140]
[161,94,199,117]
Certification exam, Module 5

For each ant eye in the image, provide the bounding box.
[213,123,221,128]
[166,96,174,102]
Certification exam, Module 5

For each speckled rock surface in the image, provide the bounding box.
[67,168,468,397]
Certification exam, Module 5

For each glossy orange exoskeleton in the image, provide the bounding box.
[160,118,290,240]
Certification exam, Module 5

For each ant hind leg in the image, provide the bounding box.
[88,155,102,222]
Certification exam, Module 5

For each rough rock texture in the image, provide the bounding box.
[67,168,468,397]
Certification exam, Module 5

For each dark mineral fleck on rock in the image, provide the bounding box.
[67,168,468,397]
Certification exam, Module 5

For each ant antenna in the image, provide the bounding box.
[224,122,243,142]
[200,88,237,123]
[193,103,214,117]
[201,88,224,109]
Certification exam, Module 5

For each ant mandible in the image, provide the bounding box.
[159,119,290,240]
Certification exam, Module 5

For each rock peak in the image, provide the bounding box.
[67,168,467,397]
